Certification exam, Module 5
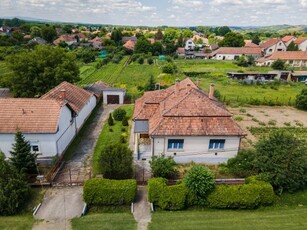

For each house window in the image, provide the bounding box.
[209,139,225,150]
[269,49,272,52]
[31,145,40,152]
[168,139,184,150]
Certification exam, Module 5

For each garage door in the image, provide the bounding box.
[107,95,119,104]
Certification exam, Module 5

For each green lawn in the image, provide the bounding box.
[0,188,45,230]
[71,213,137,230]
[92,104,134,175]
[149,189,307,230]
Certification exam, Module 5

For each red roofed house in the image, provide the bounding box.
[0,82,96,161]
[294,37,307,51]
[259,38,287,56]
[123,40,136,51]
[210,47,262,60]
[256,51,307,67]
[282,35,296,47]
[132,78,245,164]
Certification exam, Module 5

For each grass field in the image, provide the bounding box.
[0,188,45,230]
[71,213,137,230]
[149,189,307,230]
[92,104,134,175]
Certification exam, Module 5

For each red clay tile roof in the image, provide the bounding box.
[245,42,259,48]
[259,38,282,49]
[257,51,307,62]
[212,47,262,55]
[123,40,135,50]
[41,81,93,114]
[89,36,102,43]
[294,37,307,44]
[53,34,77,45]
[133,78,245,137]
[0,98,61,133]
[282,36,295,42]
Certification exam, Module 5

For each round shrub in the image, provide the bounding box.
[108,113,114,126]
[147,57,154,65]
[138,56,144,64]
[122,116,129,126]
[113,108,126,121]
[162,63,176,74]
[149,155,177,179]
[184,165,215,200]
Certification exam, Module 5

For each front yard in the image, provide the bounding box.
[149,189,307,230]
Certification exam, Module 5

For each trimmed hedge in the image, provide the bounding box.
[206,181,275,209]
[147,178,167,204]
[158,184,188,210]
[83,178,137,205]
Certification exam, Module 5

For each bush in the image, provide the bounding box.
[271,59,286,70]
[183,165,215,202]
[108,113,114,126]
[158,184,188,210]
[147,57,154,65]
[113,108,127,121]
[225,150,257,177]
[138,57,144,64]
[83,178,137,205]
[122,116,129,126]
[149,155,177,179]
[206,180,275,209]
[120,133,127,143]
[147,178,167,204]
[162,63,176,74]
[296,89,307,111]
[99,144,133,179]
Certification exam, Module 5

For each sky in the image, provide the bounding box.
[1,0,307,27]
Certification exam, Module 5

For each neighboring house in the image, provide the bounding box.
[123,40,136,51]
[132,78,245,164]
[282,35,296,47]
[256,51,307,67]
[192,35,208,45]
[259,38,287,56]
[210,47,262,60]
[294,37,307,51]
[0,82,96,160]
[245,42,259,48]
[185,38,196,50]
[122,36,137,44]
[28,37,47,45]
[53,34,77,46]
[176,47,185,56]
[89,36,103,49]
[84,81,126,104]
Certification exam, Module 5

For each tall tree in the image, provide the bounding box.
[287,41,299,51]
[217,26,231,36]
[111,29,122,46]
[41,25,57,43]
[251,35,261,45]
[10,131,37,175]
[0,152,29,215]
[134,37,151,54]
[6,45,80,97]
[155,29,163,40]
[218,32,245,47]
[30,26,42,38]
[144,75,156,91]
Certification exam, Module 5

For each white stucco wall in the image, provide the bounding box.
[214,54,262,60]
[185,39,196,50]
[0,105,76,158]
[264,42,287,56]
[76,95,96,130]
[298,40,307,51]
[103,90,125,104]
[152,136,241,164]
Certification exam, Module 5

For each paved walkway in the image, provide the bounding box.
[53,104,120,185]
[133,186,152,230]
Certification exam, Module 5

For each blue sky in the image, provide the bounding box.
[1,0,307,26]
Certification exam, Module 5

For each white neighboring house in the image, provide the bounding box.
[259,39,287,56]
[256,51,307,67]
[294,37,307,51]
[281,35,296,47]
[210,47,262,60]
[132,78,246,164]
[0,82,96,160]
[84,81,126,104]
[185,38,196,50]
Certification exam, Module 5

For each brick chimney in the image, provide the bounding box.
[186,83,191,94]
[209,83,214,99]
[60,89,66,100]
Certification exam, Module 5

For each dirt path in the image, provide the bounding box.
[133,186,152,230]
[53,104,120,185]
[33,187,83,230]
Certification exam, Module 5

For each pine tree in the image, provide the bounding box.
[10,131,37,175]
[108,113,114,126]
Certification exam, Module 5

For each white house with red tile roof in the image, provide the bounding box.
[132,78,245,164]
[281,35,296,47]
[294,37,307,51]
[259,38,287,56]
[0,82,96,160]
[256,51,307,67]
[210,47,262,60]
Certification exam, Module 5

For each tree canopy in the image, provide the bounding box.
[219,32,245,47]
[41,25,57,43]
[6,45,80,97]
[296,89,307,111]
[287,41,299,51]
[134,37,151,54]
[271,59,286,70]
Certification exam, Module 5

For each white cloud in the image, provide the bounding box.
[299,0,307,7]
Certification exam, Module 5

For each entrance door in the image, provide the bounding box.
[107,95,119,104]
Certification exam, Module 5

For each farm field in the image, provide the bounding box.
[149,189,307,230]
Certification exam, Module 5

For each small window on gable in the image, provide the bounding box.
[209,139,225,150]
[168,139,184,150]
